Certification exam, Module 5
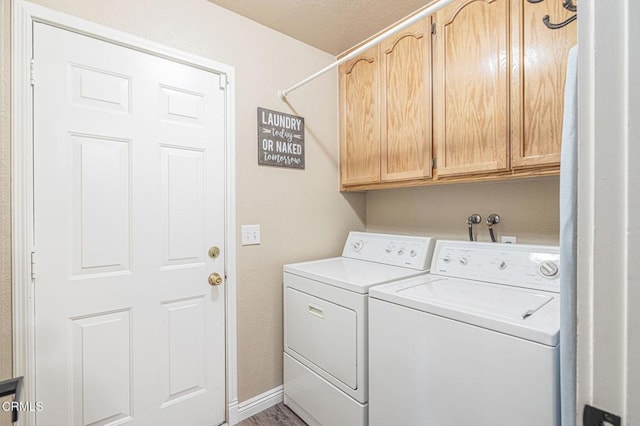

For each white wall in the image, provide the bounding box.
[367,176,560,245]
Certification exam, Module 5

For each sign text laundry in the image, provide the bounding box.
[258,107,305,169]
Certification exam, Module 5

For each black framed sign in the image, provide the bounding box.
[257,107,305,169]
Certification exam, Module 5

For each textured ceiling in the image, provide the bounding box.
[207,0,433,56]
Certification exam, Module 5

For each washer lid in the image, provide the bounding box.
[284,257,428,294]
[370,275,559,346]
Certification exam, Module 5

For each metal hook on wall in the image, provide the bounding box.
[526,0,577,30]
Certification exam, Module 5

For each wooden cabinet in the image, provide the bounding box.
[339,46,381,186]
[433,0,510,177]
[339,19,432,189]
[510,0,578,168]
[339,0,576,190]
[380,20,432,182]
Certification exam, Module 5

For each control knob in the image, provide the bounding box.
[352,240,364,252]
[539,261,559,278]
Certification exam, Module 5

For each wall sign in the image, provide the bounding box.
[257,107,305,169]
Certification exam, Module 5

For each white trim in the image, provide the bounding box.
[11,2,238,425]
[11,3,35,425]
[236,385,285,423]
[577,0,635,422]
[227,398,239,426]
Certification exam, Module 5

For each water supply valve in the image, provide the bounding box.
[486,213,500,242]
[466,214,482,241]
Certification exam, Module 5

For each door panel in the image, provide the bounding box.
[510,0,577,168]
[70,64,131,113]
[33,22,226,426]
[339,47,381,186]
[72,134,132,276]
[433,0,510,176]
[70,310,133,425]
[160,146,205,268]
[381,18,433,181]
[160,296,206,406]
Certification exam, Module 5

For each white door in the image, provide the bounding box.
[32,22,227,426]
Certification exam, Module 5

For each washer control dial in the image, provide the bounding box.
[352,240,364,252]
[458,256,469,266]
[539,261,559,278]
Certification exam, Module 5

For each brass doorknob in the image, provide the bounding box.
[208,272,223,286]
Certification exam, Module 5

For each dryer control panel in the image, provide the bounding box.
[342,232,436,271]
[432,240,560,293]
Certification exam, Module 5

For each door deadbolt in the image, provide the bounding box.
[208,273,223,286]
[208,246,221,258]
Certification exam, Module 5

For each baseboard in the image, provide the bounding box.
[236,385,284,423]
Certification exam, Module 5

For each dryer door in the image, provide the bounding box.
[285,287,358,389]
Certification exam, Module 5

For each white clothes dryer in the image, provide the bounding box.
[283,232,436,426]
[369,240,561,426]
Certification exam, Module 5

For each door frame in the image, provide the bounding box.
[11,1,238,425]
[577,0,639,423]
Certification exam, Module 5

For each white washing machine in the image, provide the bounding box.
[369,240,560,426]
[283,232,436,426]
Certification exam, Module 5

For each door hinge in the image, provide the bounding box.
[432,158,437,168]
[219,73,228,90]
[30,251,37,280]
[431,23,437,35]
[583,404,621,426]
[30,58,35,86]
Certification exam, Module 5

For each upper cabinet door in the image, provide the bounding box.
[510,0,577,169]
[433,0,510,177]
[339,47,381,186]
[380,18,433,182]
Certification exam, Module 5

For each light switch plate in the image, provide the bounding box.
[241,225,261,245]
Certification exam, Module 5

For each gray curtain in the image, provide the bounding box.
[559,45,578,426]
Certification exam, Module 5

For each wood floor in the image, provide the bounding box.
[237,403,307,426]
